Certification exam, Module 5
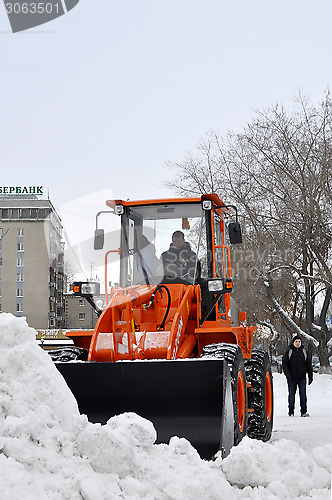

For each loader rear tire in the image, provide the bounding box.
[245,349,273,442]
[201,343,248,446]
[48,346,88,362]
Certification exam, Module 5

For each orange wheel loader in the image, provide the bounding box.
[51,193,273,459]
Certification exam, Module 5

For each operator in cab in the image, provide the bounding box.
[161,230,200,283]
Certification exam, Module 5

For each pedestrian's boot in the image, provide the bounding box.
[288,409,294,416]
[301,412,309,417]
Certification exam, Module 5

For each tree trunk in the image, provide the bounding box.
[317,288,332,370]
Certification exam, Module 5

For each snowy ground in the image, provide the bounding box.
[0,313,331,500]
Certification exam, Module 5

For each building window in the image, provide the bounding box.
[12,208,19,218]
[79,313,86,321]
[17,242,24,252]
[1,209,9,219]
[39,208,49,219]
[79,299,85,306]
[49,317,55,327]
[0,258,2,266]
[16,303,23,312]
[30,208,38,218]
[21,208,29,218]
[0,228,3,238]
[17,258,24,267]
[17,288,24,297]
[17,273,24,282]
[18,228,24,236]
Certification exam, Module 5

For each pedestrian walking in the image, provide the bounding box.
[282,335,313,417]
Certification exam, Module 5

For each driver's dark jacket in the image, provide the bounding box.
[161,242,199,282]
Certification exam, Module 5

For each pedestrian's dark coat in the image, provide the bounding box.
[282,342,313,382]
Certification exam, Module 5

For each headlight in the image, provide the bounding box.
[73,282,100,296]
[114,204,124,215]
[208,279,224,292]
[202,200,212,210]
[207,279,233,292]
[81,283,93,294]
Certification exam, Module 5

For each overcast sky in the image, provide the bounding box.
[1,0,332,215]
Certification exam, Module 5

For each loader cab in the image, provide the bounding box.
[117,200,205,287]
[100,195,241,320]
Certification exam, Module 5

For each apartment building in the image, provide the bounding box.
[0,186,65,329]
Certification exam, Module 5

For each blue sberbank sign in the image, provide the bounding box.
[0,186,43,195]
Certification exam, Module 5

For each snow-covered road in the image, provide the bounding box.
[272,373,332,452]
[0,313,331,499]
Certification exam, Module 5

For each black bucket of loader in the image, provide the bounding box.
[56,358,233,459]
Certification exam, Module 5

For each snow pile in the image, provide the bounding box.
[221,438,331,498]
[0,313,331,499]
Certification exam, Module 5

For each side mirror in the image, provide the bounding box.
[94,229,104,250]
[228,222,242,244]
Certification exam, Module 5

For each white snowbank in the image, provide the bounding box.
[0,313,331,499]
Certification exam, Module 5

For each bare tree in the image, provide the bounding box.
[64,261,76,292]
[167,93,332,369]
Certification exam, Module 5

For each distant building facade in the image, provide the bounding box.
[0,186,65,329]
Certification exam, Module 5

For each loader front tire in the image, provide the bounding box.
[201,343,248,446]
[245,349,273,441]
